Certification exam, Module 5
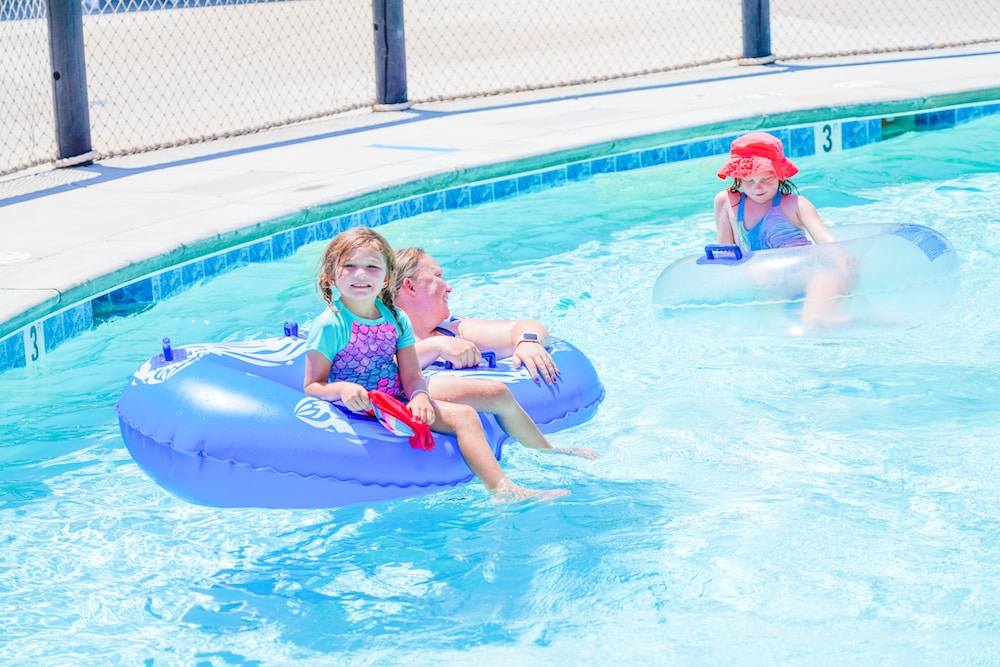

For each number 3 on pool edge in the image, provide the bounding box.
[819,123,837,153]
[25,323,43,365]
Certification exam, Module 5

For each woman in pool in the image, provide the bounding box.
[714,132,849,328]
[393,246,597,460]
[303,228,576,502]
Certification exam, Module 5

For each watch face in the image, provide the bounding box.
[522,333,538,340]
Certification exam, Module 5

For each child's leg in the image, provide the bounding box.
[430,399,569,501]
[428,376,598,459]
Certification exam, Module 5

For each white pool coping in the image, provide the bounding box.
[1,47,999,367]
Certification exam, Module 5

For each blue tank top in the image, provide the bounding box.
[737,193,810,250]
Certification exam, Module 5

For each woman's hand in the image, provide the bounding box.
[513,342,560,384]
[435,336,483,369]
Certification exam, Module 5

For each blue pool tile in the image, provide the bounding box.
[181,260,206,287]
[42,312,65,353]
[492,177,518,201]
[444,186,470,210]
[688,138,719,160]
[614,152,642,172]
[201,253,228,280]
[915,109,957,130]
[398,196,422,219]
[786,126,816,157]
[956,105,984,125]
[981,102,1000,117]
[419,190,446,213]
[224,245,252,271]
[541,168,566,190]
[590,156,615,175]
[62,302,93,339]
[157,266,185,299]
[270,231,295,259]
[369,205,390,227]
[247,239,273,264]
[840,120,870,149]
[384,202,405,225]
[292,224,316,250]
[639,147,666,168]
[108,278,155,313]
[666,143,691,163]
[566,161,591,182]
[469,182,494,206]
[1,332,26,372]
[516,172,543,195]
[310,217,335,243]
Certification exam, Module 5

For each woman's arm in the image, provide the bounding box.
[411,335,481,369]
[456,318,558,384]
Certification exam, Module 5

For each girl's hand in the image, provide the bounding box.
[339,383,371,412]
[407,393,436,426]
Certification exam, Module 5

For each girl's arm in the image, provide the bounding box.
[304,350,370,411]
[714,190,737,245]
[396,345,435,425]
[793,195,837,244]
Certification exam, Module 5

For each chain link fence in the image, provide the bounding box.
[2,0,998,178]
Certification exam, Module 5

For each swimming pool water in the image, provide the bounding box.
[2,114,1000,665]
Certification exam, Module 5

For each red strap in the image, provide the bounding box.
[367,390,435,451]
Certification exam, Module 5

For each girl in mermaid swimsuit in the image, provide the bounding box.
[303,227,571,502]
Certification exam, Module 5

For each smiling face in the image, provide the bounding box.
[407,254,452,324]
[331,246,387,315]
[739,170,780,204]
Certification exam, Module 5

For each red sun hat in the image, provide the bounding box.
[717,132,799,181]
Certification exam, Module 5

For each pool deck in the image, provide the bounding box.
[1,47,999,349]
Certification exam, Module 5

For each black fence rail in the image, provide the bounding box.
[1,0,998,177]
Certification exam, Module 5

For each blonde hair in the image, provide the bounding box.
[317,227,400,324]
[393,246,428,297]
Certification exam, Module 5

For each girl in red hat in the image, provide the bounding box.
[713,132,850,330]
[714,132,837,250]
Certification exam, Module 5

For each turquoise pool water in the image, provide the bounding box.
[2,114,1000,664]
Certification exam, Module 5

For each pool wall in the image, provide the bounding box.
[2,98,999,375]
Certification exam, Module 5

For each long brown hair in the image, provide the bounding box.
[316,227,401,326]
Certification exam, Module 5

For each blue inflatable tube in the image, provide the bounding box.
[652,222,960,335]
[116,329,604,509]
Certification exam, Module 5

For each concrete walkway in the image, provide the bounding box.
[1,47,999,343]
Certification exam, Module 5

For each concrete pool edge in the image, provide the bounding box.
[2,87,1000,374]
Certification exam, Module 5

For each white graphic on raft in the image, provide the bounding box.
[423,339,570,382]
[133,337,306,385]
[293,397,360,435]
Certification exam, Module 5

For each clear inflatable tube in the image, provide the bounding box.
[652,223,961,335]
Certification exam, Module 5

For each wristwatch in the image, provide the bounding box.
[515,333,541,346]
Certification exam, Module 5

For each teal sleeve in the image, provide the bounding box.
[305,308,349,361]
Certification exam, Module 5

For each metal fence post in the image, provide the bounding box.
[372,0,410,109]
[740,0,776,65]
[46,0,94,165]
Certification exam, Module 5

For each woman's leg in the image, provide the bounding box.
[429,376,598,459]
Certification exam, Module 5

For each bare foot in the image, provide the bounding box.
[492,477,570,503]
[552,446,599,460]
